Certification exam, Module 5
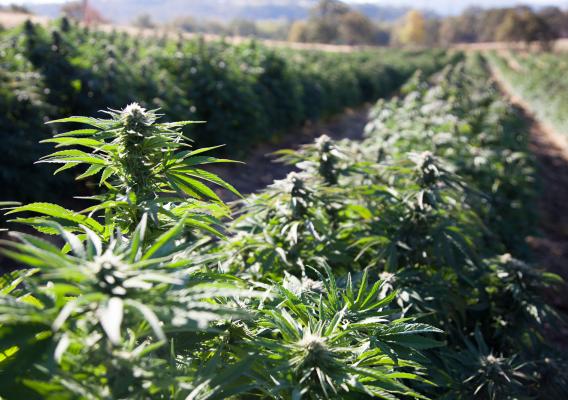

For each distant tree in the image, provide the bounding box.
[495,8,557,49]
[373,24,391,46]
[7,4,32,14]
[438,17,457,45]
[308,1,347,43]
[458,8,482,42]
[521,10,558,49]
[538,7,568,37]
[423,19,441,47]
[289,0,382,45]
[62,0,106,25]
[396,10,426,46]
[495,9,527,42]
[288,20,309,42]
[438,10,479,45]
[133,13,155,29]
[291,0,343,44]
[313,20,339,43]
[311,0,350,19]
[338,11,376,45]
[477,8,509,42]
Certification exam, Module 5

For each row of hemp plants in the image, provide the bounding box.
[0,17,447,203]
[2,51,565,399]
[487,50,568,136]
[0,102,442,399]
[212,54,566,398]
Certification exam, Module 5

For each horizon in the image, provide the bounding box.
[1,0,568,16]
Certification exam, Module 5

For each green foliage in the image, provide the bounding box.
[0,20,447,203]
[489,50,568,136]
[7,103,239,240]
[0,74,444,397]
[0,220,253,399]
[242,268,441,399]
[0,50,564,399]
[210,53,565,398]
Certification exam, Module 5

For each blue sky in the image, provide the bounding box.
[2,0,568,14]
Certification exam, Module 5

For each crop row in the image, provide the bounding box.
[488,50,568,135]
[0,18,447,203]
[0,54,565,398]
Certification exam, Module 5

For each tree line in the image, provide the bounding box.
[288,1,568,48]
[5,0,566,48]
[162,0,568,48]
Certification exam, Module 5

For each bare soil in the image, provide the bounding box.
[525,120,568,300]
[209,105,371,201]
[0,11,49,28]
[454,38,568,52]
[489,62,568,347]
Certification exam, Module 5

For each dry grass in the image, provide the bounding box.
[454,39,568,52]
[96,24,365,53]
[0,11,50,28]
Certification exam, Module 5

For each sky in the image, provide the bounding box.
[1,0,568,15]
[351,0,568,13]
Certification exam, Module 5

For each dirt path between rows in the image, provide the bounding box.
[210,105,371,200]
[489,61,568,331]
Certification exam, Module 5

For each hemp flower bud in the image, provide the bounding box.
[121,103,151,130]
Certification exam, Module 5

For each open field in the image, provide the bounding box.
[1,16,567,399]
[0,11,50,27]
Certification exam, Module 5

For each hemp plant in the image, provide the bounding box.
[240,267,443,399]
[0,217,255,398]
[0,105,255,398]
[7,103,240,240]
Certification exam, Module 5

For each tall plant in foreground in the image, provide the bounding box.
[0,104,253,398]
[7,103,240,240]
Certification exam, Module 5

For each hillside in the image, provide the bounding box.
[28,0,410,23]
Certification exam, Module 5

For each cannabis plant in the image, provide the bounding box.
[240,267,443,399]
[8,103,240,240]
[0,218,251,398]
[0,101,448,399]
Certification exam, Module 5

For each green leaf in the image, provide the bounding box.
[167,173,223,203]
[377,323,444,337]
[171,168,242,198]
[53,128,99,137]
[129,214,148,262]
[181,156,241,168]
[183,217,226,240]
[142,218,184,260]
[6,203,104,234]
[76,165,104,180]
[47,116,107,128]
[41,137,102,148]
